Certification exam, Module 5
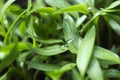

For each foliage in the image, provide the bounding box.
[0,0,120,80]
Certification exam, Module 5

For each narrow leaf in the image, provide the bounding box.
[30,7,56,14]
[94,46,120,64]
[45,0,70,9]
[76,15,87,28]
[63,14,79,41]
[75,0,95,9]
[60,63,76,72]
[4,10,27,45]
[0,68,12,80]
[54,4,89,14]
[72,68,83,80]
[46,63,76,80]
[28,45,68,56]
[27,0,32,14]
[0,42,28,54]
[104,14,120,24]
[0,42,18,71]
[45,0,79,18]
[32,0,45,9]
[26,61,60,71]
[0,0,15,21]
[105,69,120,79]
[76,26,96,77]
[35,38,63,44]
[0,25,6,37]
[87,58,104,80]
[106,17,120,36]
[107,0,120,9]
[80,11,102,34]
[68,37,82,54]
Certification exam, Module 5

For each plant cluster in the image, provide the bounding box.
[0,0,120,80]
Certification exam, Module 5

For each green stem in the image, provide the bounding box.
[4,10,27,45]
[94,17,100,45]
[80,10,105,35]
[29,16,37,47]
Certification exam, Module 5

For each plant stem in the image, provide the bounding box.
[4,10,27,45]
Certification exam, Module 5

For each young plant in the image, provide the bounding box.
[0,0,120,80]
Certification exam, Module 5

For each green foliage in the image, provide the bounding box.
[77,26,96,77]
[0,0,120,80]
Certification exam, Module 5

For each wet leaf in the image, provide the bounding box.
[28,44,68,56]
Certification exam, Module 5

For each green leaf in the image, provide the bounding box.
[0,45,13,60]
[4,10,27,45]
[68,37,82,54]
[45,0,79,18]
[26,61,60,71]
[105,69,120,79]
[94,46,120,64]
[63,14,79,41]
[28,45,68,56]
[75,0,95,9]
[0,25,6,37]
[35,38,63,44]
[105,14,120,24]
[0,42,28,60]
[87,58,104,80]
[80,11,102,34]
[32,0,45,9]
[0,68,12,80]
[60,63,76,72]
[107,0,120,9]
[72,68,83,80]
[27,0,32,14]
[0,0,15,21]
[54,4,89,14]
[0,42,29,55]
[8,4,22,15]
[76,26,96,77]
[19,21,26,37]
[106,17,120,36]
[0,41,18,71]
[46,72,62,80]
[33,15,57,39]
[45,0,71,9]
[76,15,87,28]
[46,63,76,80]
[0,72,8,80]
[30,7,56,14]
[18,42,29,51]
[31,55,47,63]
